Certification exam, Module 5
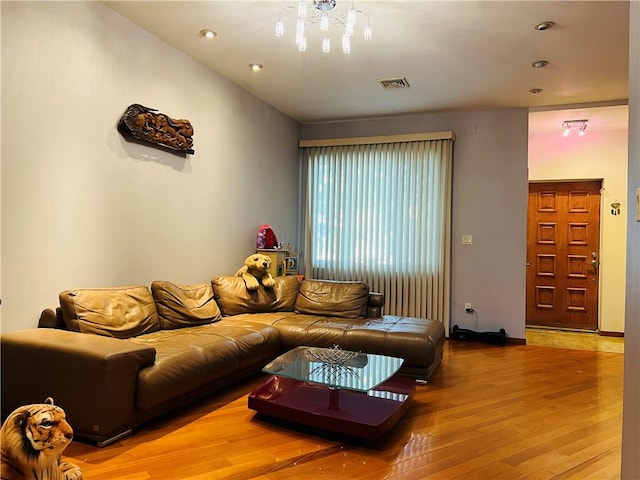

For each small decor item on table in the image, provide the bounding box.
[0,397,83,480]
[284,244,299,275]
[118,103,194,154]
[306,347,367,381]
[307,344,368,368]
[307,345,360,365]
[256,224,278,249]
[285,255,298,275]
[235,253,277,291]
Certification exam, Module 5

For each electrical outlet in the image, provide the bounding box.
[464,302,473,313]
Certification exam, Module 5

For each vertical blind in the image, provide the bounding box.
[300,135,453,329]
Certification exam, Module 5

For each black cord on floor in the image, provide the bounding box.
[466,308,479,330]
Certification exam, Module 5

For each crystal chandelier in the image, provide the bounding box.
[275,0,372,54]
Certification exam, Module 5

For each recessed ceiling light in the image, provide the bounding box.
[249,63,264,72]
[200,29,217,39]
[529,88,543,94]
[534,21,554,31]
[531,60,549,69]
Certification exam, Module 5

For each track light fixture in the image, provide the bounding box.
[562,119,588,137]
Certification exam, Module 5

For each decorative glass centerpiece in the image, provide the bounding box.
[307,344,360,365]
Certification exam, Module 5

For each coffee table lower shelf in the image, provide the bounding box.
[248,375,415,440]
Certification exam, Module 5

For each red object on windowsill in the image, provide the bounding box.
[257,224,278,249]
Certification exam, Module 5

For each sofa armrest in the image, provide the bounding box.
[367,292,384,318]
[1,329,155,444]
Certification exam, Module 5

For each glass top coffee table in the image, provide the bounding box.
[248,346,415,439]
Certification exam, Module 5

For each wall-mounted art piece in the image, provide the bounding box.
[118,104,194,154]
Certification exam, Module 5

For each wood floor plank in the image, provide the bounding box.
[62,340,624,479]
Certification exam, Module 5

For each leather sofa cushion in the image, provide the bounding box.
[295,280,369,318]
[130,320,280,410]
[59,286,160,338]
[151,281,221,329]
[212,275,299,316]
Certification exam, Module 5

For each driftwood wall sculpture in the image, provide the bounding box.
[118,104,194,154]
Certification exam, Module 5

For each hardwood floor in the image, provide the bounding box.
[64,340,624,479]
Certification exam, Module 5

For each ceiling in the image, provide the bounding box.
[104,1,630,130]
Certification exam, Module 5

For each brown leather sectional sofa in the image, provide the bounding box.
[1,276,445,446]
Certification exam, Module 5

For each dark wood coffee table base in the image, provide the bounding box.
[248,375,415,440]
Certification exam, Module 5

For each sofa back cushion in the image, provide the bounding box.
[59,286,160,338]
[295,280,369,318]
[212,275,299,316]
[151,281,221,329]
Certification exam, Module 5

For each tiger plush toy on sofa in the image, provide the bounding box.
[0,398,82,480]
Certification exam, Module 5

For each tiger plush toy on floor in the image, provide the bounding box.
[0,398,82,480]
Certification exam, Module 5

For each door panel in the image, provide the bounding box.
[526,181,601,330]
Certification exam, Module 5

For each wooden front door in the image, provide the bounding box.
[526,181,601,330]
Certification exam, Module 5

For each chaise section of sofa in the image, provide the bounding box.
[267,314,444,379]
[1,328,156,445]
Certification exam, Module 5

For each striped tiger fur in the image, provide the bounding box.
[0,398,82,480]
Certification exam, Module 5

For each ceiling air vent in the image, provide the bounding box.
[379,77,410,89]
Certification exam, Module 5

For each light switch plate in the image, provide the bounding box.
[462,234,473,245]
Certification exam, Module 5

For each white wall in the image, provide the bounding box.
[528,108,628,333]
[621,2,640,477]
[0,2,300,332]
[302,109,529,340]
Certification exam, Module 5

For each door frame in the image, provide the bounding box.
[526,178,604,331]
